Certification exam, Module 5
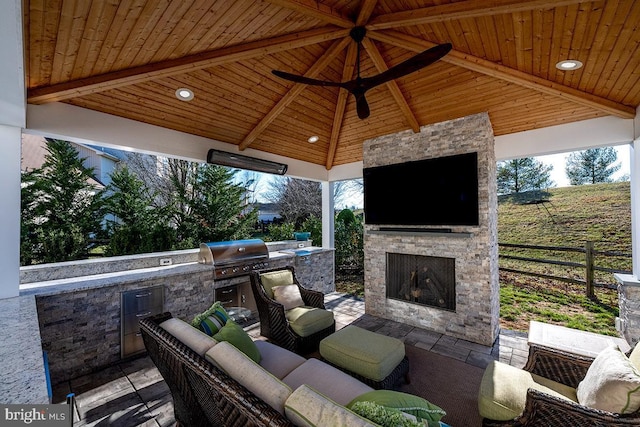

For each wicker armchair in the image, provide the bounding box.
[250,266,335,354]
[480,344,640,426]
[139,312,293,427]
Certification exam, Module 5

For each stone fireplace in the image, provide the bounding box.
[363,112,499,346]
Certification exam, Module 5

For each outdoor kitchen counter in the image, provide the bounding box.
[19,262,208,297]
[0,295,50,404]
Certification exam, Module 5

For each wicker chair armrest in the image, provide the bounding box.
[523,344,594,388]
[519,388,640,426]
[298,286,325,309]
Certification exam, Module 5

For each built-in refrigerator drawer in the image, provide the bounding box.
[121,285,164,358]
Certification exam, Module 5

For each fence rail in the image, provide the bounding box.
[498,241,632,297]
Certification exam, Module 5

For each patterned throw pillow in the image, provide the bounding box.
[348,390,446,422]
[191,301,230,336]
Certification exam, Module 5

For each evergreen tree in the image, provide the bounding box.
[22,139,103,263]
[173,163,258,246]
[102,165,174,255]
[565,147,620,185]
[497,158,554,194]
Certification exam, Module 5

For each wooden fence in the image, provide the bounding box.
[499,241,632,298]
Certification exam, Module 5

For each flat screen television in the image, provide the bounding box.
[363,152,479,226]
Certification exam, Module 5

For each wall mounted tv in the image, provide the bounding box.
[363,152,479,226]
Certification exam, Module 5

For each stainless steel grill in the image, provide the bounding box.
[199,239,270,279]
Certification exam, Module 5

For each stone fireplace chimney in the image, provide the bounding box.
[363,112,499,346]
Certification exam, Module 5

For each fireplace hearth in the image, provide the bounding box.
[386,253,455,311]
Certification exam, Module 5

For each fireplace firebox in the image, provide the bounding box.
[386,253,455,311]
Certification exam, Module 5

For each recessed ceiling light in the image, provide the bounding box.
[556,60,583,71]
[308,135,319,143]
[175,88,194,101]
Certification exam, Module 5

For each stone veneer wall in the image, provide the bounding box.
[616,275,640,346]
[34,249,334,383]
[363,112,499,346]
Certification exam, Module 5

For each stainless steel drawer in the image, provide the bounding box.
[215,286,238,307]
[121,285,164,358]
[122,287,164,315]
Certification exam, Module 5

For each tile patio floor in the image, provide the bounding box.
[51,293,530,426]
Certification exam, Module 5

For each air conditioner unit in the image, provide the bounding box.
[206,149,288,175]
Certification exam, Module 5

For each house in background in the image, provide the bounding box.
[21,134,121,188]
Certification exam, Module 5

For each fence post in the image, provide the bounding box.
[585,241,594,298]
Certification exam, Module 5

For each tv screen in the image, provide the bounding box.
[363,152,479,226]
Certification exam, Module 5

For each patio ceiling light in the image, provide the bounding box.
[175,87,194,101]
[308,135,319,143]
[556,60,583,71]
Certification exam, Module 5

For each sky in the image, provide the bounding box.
[536,145,630,188]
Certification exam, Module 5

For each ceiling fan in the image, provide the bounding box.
[272,26,452,119]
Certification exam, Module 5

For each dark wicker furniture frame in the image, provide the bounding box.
[482,343,640,426]
[250,266,335,355]
[139,312,293,427]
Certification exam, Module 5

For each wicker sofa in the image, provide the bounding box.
[140,312,445,427]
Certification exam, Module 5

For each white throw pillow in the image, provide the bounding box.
[576,344,640,414]
[272,284,305,310]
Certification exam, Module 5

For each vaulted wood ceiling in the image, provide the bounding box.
[25,0,639,170]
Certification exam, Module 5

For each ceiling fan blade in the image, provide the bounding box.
[363,43,452,89]
[272,70,345,88]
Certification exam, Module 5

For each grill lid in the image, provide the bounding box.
[199,239,269,266]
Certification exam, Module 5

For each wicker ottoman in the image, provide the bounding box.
[319,325,410,389]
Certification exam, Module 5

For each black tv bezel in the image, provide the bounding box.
[363,152,480,227]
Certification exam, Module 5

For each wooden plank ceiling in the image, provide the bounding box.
[25,0,640,169]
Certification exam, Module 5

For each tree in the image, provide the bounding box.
[266,177,322,228]
[497,158,554,194]
[565,147,621,185]
[335,209,363,273]
[102,165,175,256]
[21,139,104,264]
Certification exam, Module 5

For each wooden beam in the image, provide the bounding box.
[367,0,593,30]
[326,42,358,169]
[355,0,378,26]
[264,0,354,28]
[239,36,351,151]
[28,27,350,104]
[362,38,420,133]
[368,30,636,119]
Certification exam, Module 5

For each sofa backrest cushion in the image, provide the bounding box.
[255,340,306,379]
[576,344,640,414]
[282,357,373,406]
[159,317,217,357]
[206,341,292,414]
[260,269,295,299]
[284,384,375,427]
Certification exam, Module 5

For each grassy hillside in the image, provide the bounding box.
[498,182,631,335]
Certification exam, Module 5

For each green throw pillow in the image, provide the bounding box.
[213,319,261,363]
[351,401,423,427]
[191,301,229,336]
[348,390,446,422]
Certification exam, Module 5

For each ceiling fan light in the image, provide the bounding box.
[175,88,194,101]
[556,60,583,70]
[308,135,319,143]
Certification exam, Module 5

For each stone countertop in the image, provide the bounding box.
[0,295,50,404]
[19,247,332,297]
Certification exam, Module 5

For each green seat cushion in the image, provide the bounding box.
[478,360,577,421]
[348,390,446,422]
[260,270,294,299]
[319,325,405,381]
[213,319,261,363]
[285,306,334,337]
